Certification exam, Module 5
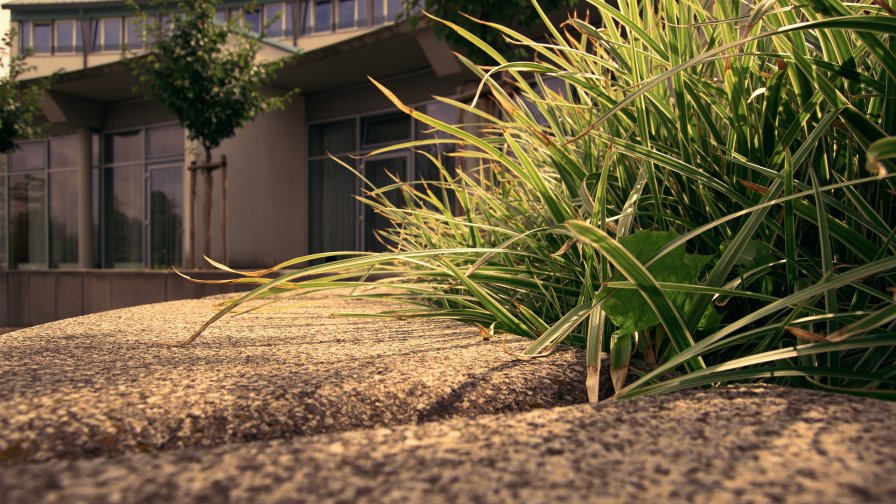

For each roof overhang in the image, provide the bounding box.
[26,20,469,107]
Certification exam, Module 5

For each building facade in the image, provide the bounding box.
[2,0,476,275]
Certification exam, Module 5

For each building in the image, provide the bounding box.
[0,0,574,326]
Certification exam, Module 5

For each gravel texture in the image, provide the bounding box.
[0,294,588,464]
[2,384,894,504]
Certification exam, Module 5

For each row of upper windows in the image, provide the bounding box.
[16,0,407,56]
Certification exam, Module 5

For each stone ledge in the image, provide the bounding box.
[2,385,894,504]
[0,294,589,464]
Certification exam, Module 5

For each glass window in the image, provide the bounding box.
[99,125,183,269]
[33,22,52,54]
[102,18,121,51]
[245,8,262,33]
[102,164,143,268]
[104,130,143,164]
[265,3,284,37]
[387,0,403,21]
[147,125,183,159]
[49,170,78,268]
[10,173,48,269]
[358,0,370,26]
[309,157,357,254]
[338,0,355,29]
[126,17,144,50]
[0,175,6,268]
[361,113,410,147]
[374,0,385,25]
[50,136,78,170]
[149,166,183,268]
[284,2,294,36]
[10,142,46,172]
[309,119,356,157]
[216,8,228,24]
[363,156,406,252]
[75,21,83,53]
[55,20,75,53]
[314,0,333,33]
[20,21,32,53]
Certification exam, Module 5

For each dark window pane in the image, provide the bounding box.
[10,173,48,268]
[357,0,370,26]
[338,0,355,29]
[147,125,184,159]
[76,21,83,52]
[103,18,121,51]
[309,157,357,255]
[363,156,405,252]
[265,3,284,37]
[149,166,183,268]
[50,136,78,170]
[20,21,31,53]
[10,142,46,171]
[92,167,100,267]
[104,130,142,164]
[33,22,52,54]
[245,8,261,33]
[50,170,78,268]
[126,17,143,50]
[314,0,332,32]
[309,119,356,157]
[387,0,403,21]
[0,176,6,267]
[56,20,75,53]
[0,154,6,172]
[361,113,409,147]
[284,3,294,36]
[102,164,143,268]
[374,0,385,24]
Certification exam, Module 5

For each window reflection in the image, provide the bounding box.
[33,22,51,54]
[338,0,355,29]
[102,164,143,268]
[265,3,284,37]
[149,167,183,268]
[56,20,75,53]
[102,18,122,51]
[10,142,46,172]
[314,0,333,33]
[10,174,47,269]
[49,171,78,268]
[147,125,183,159]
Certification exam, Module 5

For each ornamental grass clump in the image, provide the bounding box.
[179,0,896,402]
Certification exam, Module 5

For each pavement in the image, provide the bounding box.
[1,294,894,503]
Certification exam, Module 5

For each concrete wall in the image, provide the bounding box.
[0,270,250,327]
[198,94,307,269]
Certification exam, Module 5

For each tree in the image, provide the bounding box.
[403,0,577,60]
[128,0,298,163]
[0,29,50,154]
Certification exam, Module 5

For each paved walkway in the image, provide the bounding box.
[1,294,894,503]
[0,294,590,463]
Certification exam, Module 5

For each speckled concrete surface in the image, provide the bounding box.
[2,384,893,504]
[0,294,591,464]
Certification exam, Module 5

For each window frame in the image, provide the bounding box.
[99,122,185,269]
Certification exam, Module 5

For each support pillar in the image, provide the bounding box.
[76,127,94,269]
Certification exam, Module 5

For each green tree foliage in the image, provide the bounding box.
[128,0,298,162]
[0,29,50,154]
[402,0,577,59]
